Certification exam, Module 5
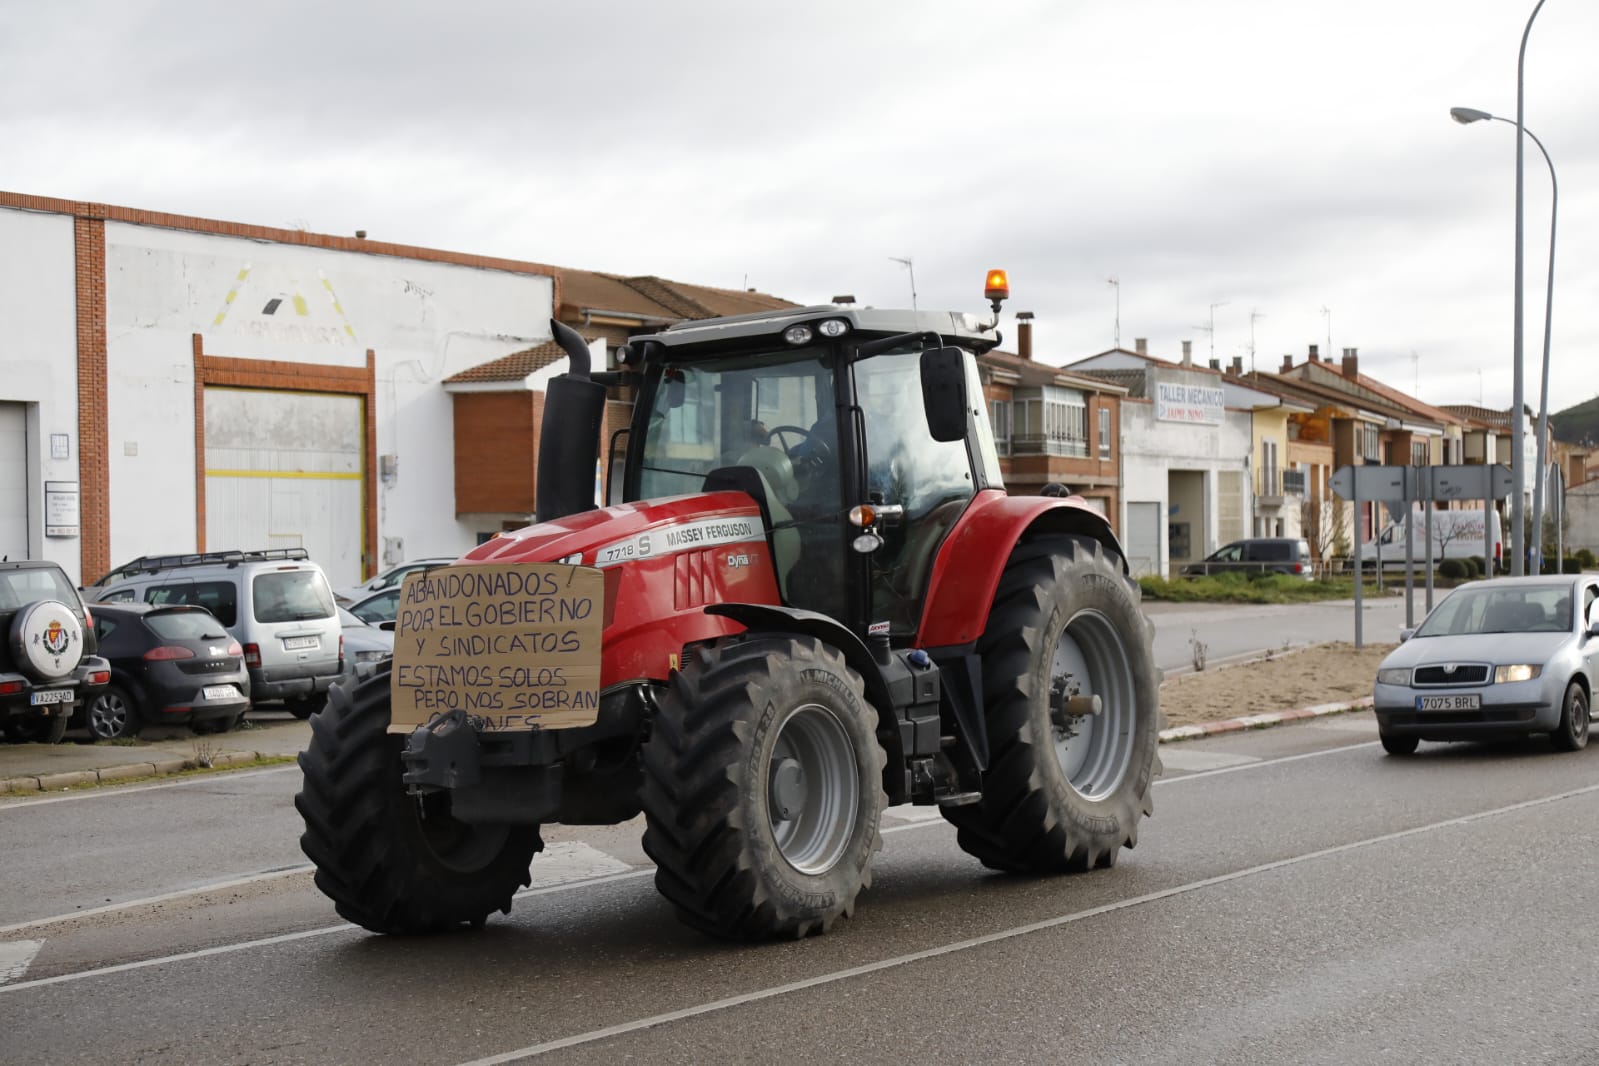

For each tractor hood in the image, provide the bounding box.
[460,492,767,570]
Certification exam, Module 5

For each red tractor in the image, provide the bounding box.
[296,276,1162,940]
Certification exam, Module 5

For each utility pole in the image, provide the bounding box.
[1107,277,1121,348]
[889,256,917,310]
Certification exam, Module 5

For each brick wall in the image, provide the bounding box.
[75,218,109,581]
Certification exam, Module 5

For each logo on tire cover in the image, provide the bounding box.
[41,619,70,656]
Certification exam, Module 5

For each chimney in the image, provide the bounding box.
[1308,344,1319,362]
[1342,347,1359,379]
[1281,354,1293,373]
[1134,337,1147,355]
[1230,355,1243,376]
[1181,340,1193,366]
[1016,311,1035,360]
[1208,358,1220,370]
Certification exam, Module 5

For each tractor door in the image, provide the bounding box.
[853,348,985,637]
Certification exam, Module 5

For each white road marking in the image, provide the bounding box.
[0,939,42,985]
[456,780,1599,1064]
[1158,748,1262,772]
[0,738,1383,994]
[0,764,300,812]
[0,865,315,936]
[527,841,631,888]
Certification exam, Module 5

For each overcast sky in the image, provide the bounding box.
[4,1,1595,414]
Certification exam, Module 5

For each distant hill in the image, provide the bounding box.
[1550,395,1599,447]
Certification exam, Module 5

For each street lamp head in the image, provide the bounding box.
[1450,106,1494,125]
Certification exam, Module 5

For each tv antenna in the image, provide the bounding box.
[1107,277,1121,348]
[1249,309,1266,372]
[1321,306,1332,357]
[1191,301,1229,363]
[889,256,918,310]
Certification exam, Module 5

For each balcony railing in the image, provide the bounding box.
[1257,469,1282,498]
[1012,434,1088,458]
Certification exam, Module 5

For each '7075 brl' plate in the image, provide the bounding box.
[1417,694,1481,711]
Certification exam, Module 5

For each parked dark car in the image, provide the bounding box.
[1182,537,1315,579]
[1,559,111,744]
[75,602,250,740]
[348,587,400,627]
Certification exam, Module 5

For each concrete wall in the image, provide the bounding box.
[0,208,83,581]
[101,222,554,568]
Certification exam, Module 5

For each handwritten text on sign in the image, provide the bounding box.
[388,563,603,733]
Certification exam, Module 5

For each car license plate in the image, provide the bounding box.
[1417,694,1481,711]
[202,685,239,700]
[283,636,319,651]
[29,689,74,706]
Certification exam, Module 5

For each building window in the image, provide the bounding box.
[1361,423,1380,461]
[1098,407,1111,459]
[1260,438,1280,496]
[1012,386,1088,457]
[990,399,1011,456]
[1411,440,1429,466]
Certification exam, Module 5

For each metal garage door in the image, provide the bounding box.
[0,403,26,560]
[1125,501,1161,577]
[204,388,363,587]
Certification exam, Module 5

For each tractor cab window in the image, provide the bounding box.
[856,348,977,635]
[636,351,847,618]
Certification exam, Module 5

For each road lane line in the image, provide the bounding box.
[0,764,300,811]
[455,780,1599,1064]
[0,739,1383,989]
[0,865,316,936]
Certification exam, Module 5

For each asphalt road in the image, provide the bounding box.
[1149,596,1407,674]
[3,713,1596,1064]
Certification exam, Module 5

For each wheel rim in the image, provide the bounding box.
[90,692,129,738]
[1049,609,1137,801]
[1574,692,1589,742]
[767,703,859,875]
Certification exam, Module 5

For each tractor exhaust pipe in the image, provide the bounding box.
[535,319,607,524]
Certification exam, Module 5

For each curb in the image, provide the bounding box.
[3,751,285,794]
[1159,696,1374,744]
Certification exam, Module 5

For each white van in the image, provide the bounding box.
[1358,507,1504,572]
[87,549,345,717]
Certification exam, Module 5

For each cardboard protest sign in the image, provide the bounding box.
[387,563,603,733]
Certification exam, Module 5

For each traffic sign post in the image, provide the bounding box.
[1330,463,1515,648]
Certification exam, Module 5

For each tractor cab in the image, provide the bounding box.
[616,305,1004,642]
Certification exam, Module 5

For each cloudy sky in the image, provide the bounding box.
[5,1,1595,414]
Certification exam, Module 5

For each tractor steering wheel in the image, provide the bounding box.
[767,425,831,485]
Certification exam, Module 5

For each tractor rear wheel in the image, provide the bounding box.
[640,635,887,940]
[295,662,543,934]
[943,535,1161,872]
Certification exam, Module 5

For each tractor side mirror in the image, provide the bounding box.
[919,346,969,443]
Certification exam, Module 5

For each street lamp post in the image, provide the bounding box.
[1450,104,1558,573]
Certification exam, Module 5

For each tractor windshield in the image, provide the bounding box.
[637,351,847,618]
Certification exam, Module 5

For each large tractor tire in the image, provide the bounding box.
[640,635,887,940]
[943,534,1161,873]
[295,662,543,934]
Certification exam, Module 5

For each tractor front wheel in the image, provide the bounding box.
[640,635,887,939]
[944,535,1161,872]
[295,662,543,934]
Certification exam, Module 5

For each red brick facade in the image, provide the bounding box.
[74,218,109,581]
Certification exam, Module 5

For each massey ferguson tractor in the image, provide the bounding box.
[296,274,1162,940]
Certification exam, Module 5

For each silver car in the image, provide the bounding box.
[1373,575,1597,755]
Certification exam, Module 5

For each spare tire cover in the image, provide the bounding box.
[10,600,85,681]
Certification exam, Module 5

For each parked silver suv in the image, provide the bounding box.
[88,549,344,718]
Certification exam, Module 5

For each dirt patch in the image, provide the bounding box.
[1160,642,1394,729]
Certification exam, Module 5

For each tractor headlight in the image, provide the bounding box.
[782,325,814,346]
[816,318,849,338]
[1376,668,1411,686]
[1493,664,1542,684]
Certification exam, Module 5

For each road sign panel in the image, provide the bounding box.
[1330,465,1408,502]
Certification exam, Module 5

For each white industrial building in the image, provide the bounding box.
[1067,343,1281,578]
[0,192,556,587]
